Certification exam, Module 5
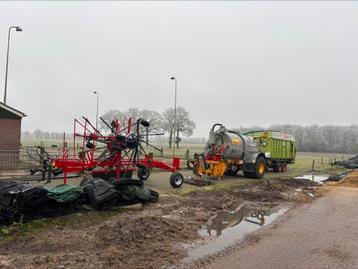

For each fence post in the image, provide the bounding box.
[40,142,45,181]
[311,159,315,172]
[160,148,163,157]
[185,149,190,160]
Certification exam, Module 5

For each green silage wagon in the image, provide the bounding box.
[243,130,296,172]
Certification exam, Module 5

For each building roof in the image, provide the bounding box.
[0,102,26,118]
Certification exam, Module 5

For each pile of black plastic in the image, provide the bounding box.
[0,178,159,226]
[335,154,358,169]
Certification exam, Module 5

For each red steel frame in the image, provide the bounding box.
[51,117,177,184]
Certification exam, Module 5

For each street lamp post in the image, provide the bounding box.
[93,91,99,130]
[170,76,177,159]
[3,26,23,105]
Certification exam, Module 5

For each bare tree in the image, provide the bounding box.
[140,109,164,145]
[175,107,196,148]
[124,108,141,122]
[162,108,175,148]
[162,106,196,148]
[100,108,164,145]
[99,110,125,133]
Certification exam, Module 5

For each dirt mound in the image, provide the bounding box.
[185,191,241,211]
[94,214,201,269]
[276,178,320,188]
[234,185,284,202]
[97,214,197,245]
[234,178,319,203]
[337,169,358,187]
[0,177,321,269]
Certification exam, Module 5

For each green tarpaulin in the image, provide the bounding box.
[45,184,81,203]
[125,185,151,201]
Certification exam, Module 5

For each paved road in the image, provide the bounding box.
[205,187,358,269]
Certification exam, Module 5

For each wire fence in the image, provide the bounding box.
[0,143,195,176]
[0,148,41,170]
[0,145,66,171]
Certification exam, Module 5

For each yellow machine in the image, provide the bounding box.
[195,156,229,178]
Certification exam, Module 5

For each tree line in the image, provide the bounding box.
[236,124,358,154]
[22,130,66,140]
[22,111,358,153]
[274,124,358,154]
[22,107,196,149]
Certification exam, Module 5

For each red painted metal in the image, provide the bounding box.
[172,157,180,170]
[50,117,176,184]
[140,154,177,173]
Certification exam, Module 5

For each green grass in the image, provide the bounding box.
[285,153,350,177]
[21,138,65,148]
[21,137,204,159]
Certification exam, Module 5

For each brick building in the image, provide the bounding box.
[0,102,26,151]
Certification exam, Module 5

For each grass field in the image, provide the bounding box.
[284,152,350,176]
[21,137,353,167]
[21,137,204,159]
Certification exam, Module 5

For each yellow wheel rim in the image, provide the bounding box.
[258,163,265,174]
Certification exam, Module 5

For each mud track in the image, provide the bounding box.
[0,178,319,269]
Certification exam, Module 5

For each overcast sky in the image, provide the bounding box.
[0,1,357,137]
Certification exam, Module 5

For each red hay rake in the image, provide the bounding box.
[42,116,184,188]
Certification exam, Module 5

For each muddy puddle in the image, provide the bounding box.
[183,203,289,262]
[294,174,329,183]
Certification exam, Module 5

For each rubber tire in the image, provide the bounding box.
[226,165,240,176]
[113,178,143,186]
[122,170,133,179]
[91,172,111,180]
[170,172,184,188]
[149,189,160,203]
[273,162,282,173]
[80,177,90,187]
[273,163,280,172]
[225,170,233,176]
[251,156,266,179]
[186,160,194,170]
[282,163,288,172]
[243,171,253,178]
[140,119,150,127]
[278,163,283,173]
[137,167,150,180]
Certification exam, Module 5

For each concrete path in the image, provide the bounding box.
[206,187,358,269]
